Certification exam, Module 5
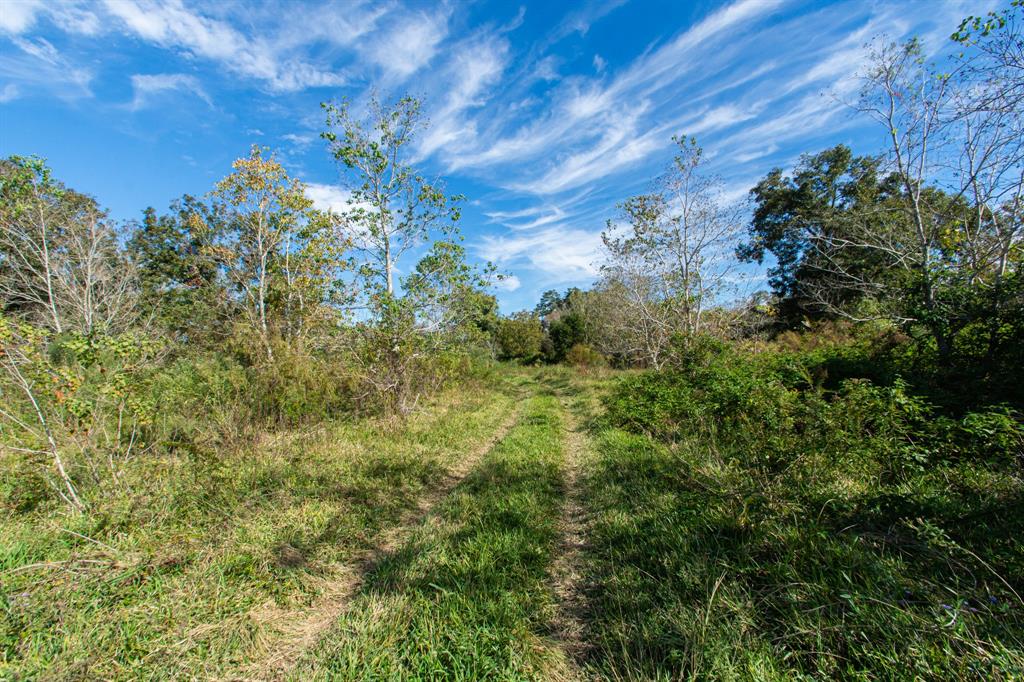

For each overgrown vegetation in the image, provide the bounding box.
[2,3,1023,679]
[575,336,1023,679]
[0,380,517,680]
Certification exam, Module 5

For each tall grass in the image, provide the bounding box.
[0,379,516,680]
[575,341,1024,680]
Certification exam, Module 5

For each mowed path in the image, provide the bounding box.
[224,372,598,681]
[230,404,524,681]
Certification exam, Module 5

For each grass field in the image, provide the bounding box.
[2,366,1022,680]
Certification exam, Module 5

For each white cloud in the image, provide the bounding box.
[362,11,449,80]
[0,83,20,102]
[734,144,779,164]
[281,133,315,149]
[130,73,211,110]
[593,54,606,73]
[0,0,44,34]
[102,0,345,92]
[495,274,521,291]
[305,182,352,214]
[10,36,59,64]
[477,226,604,282]
[0,36,92,98]
[417,33,509,159]
[552,0,628,40]
[441,0,783,183]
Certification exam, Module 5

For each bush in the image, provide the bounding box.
[547,313,587,362]
[605,338,1022,469]
[245,344,356,425]
[564,343,607,369]
[495,314,544,363]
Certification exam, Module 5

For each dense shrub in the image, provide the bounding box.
[605,336,1023,469]
[495,314,544,363]
[591,336,1024,678]
[547,312,587,363]
[564,343,607,369]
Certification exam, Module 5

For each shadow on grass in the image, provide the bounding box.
[295,396,569,680]
[576,429,1024,680]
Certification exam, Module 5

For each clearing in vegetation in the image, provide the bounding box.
[3,366,1023,680]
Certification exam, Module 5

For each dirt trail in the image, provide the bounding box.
[226,405,523,682]
[546,398,593,681]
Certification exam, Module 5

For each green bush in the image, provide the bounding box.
[495,314,544,363]
[245,345,356,425]
[605,338,1022,468]
[564,343,607,368]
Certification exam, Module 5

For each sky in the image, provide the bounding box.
[0,0,988,311]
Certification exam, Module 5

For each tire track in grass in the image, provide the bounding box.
[289,393,567,680]
[228,402,525,682]
[546,398,593,681]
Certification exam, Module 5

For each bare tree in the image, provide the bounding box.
[811,34,1023,356]
[0,157,137,335]
[598,136,743,364]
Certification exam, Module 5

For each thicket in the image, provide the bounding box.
[582,332,1024,677]
[0,96,499,514]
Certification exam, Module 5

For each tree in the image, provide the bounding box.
[739,145,898,325]
[495,313,544,363]
[404,239,495,341]
[322,95,461,299]
[821,36,1023,359]
[210,146,329,361]
[599,136,742,364]
[534,289,562,318]
[128,196,231,343]
[0,156,137,335]
[547,312,587,363]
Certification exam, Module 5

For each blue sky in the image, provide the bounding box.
[0,0,985,311]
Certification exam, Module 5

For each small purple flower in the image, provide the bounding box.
[941,603,953,610]
[989,596,999,604]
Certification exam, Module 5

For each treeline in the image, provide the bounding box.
[0,96,499,512]
[502,7,1024,410]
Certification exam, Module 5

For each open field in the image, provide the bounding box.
[3,366,1021,680]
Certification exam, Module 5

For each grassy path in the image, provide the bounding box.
[290,390,574,680]
[1,382,519,681]
[4,369,617,680]
[236,405,524,681]
[545,396,593,681]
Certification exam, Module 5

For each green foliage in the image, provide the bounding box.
[585,344,1024,679]
[547,312,587,363]
[605,336,1022,470]
[738,145,895,325]
[564,342,607,369]
[495,313,544,363]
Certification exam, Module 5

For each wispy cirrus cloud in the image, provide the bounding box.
[360,9,450,81]
[0,83,19,102]
[477,225,605,284]
[102,0,347,92]
[130,73,211,110]
[0,34,93,98]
